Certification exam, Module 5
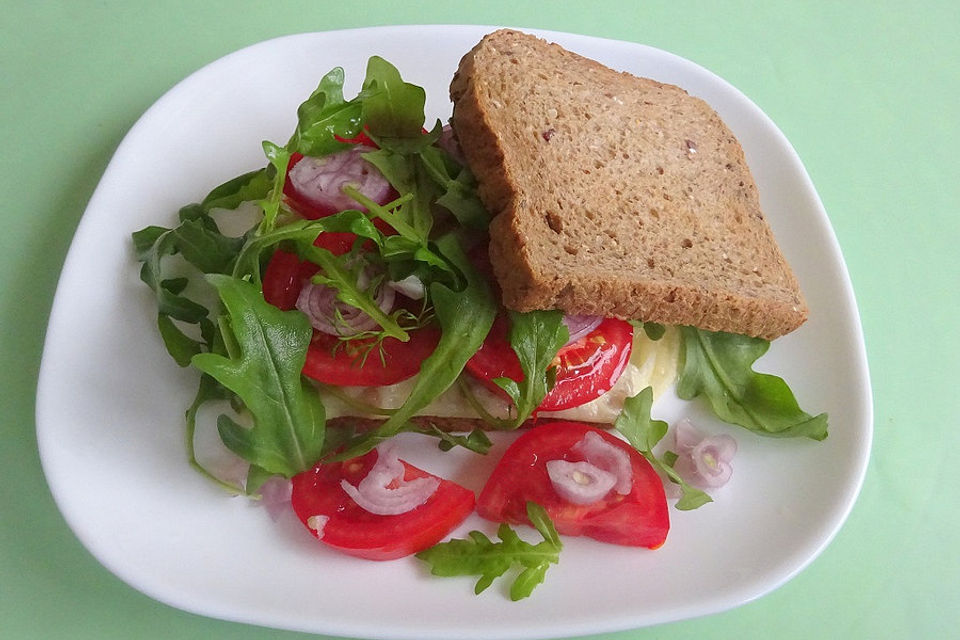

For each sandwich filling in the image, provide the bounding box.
[320,326,680,424]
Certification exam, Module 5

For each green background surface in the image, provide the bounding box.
[2,1,957,638]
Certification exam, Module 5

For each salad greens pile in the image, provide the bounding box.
[133,57,503,490]
[133,55,827,599]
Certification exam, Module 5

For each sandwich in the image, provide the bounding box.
[133,29,827,576]
[450,29,807,340]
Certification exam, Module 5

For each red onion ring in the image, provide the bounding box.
[562,314,604,345]
[295,265,396,336]
[340,445,440,515]
[672,420,738,489]
[571,431,633,495]
[691,436,737,488]
[287,145,393,214]
[546,459,617,505]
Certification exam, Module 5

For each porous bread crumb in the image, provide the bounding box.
[449,29,808,340]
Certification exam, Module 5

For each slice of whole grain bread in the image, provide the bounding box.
[449,29,808,340]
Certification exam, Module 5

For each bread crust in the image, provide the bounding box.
[450,30,808,340]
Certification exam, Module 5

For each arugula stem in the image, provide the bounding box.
[343,186,419,239]
[456,377,517,430]
[256,141,292,235]
[217,315,240,361]
[231,219,318,285]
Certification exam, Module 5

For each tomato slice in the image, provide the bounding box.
[262,248,439,386]
[291,450,476,560]
[465,316,634,412]
[303,325,441,387]
[477,421,669,548]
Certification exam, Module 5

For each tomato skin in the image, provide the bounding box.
[477,421,669,548]
[290,451,476,561]
[465,317,634,412]
[262,249,316,310]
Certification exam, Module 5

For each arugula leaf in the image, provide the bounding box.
[156,314,203,367]
[183,309,246,493]
[361,149,437,239]
[416,502,562,600]
[614,387,712,510]
[677,327,829,440]
[191,275,325,477]
[419,145,490,229]
[289,66,363,157]
[200,167,272,212]
[303,207,385,244]
[230,209,382,283]
[161,277,189,295]
[229,218,320,284]
[330,233,496,458]
[167,217,244,274]
[135,227,211,324]
[495,310,569,427]
[243,464,276,496]
[133,175,254,338]
[360,56,435,151]
[364,143,489,236]
[132,225,168,257]
[184,372,245,494]
[627,319,666,341]
[343,185,459,286]
[257,141,291,234]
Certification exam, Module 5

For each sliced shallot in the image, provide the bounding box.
[387,274,426,300]
[546,459,618,505]
[295,266,396,335]
[257,476,293,521]
[562,314,603,345]
[340,445,440,516]
[571,430,633,494]
[671,419,737,489]
[287,145,394,216]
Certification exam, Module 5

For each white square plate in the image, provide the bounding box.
[37,25,872,639]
